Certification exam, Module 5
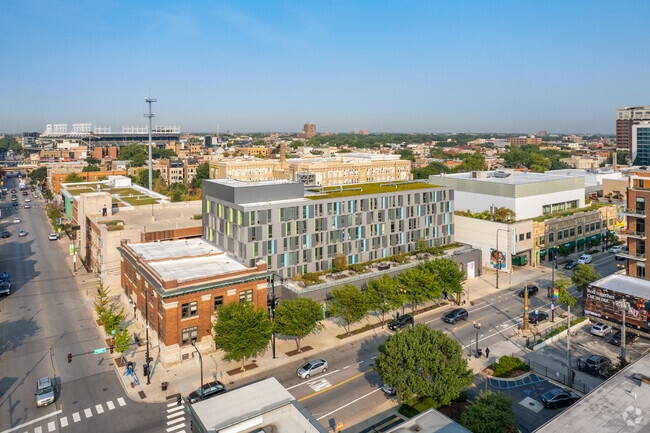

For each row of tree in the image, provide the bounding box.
[94,282,130,353]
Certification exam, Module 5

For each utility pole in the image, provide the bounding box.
[495,228,510,289]
[144,96,157,191]
[145,289,151,385]
[566,302,572,386]
[191,342,203,399]
[616,299,629,362]
[523,284,530,332]
[268,275,277,359]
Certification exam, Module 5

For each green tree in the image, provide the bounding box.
[82,165,101,172]
[273,298,324,352]
[10,140,23,154]
[327,284,368,335]
[100,304,125,336]
[213,302,272,370]
[558,245,572,259]
[113,327,131,354]
[398,267,437,305]
[29,166,47,183]
[94,280,111,317]
[457,152,486,171]
[364,275,399,326]
[460,392,516,433]
[413,162,450,179]
[333,253,347,271]
[492,207,516,222]
[65,173,83,183]
[374,324,474,406]
[422,258,466,300]
[134,168,160,188]
[571,264,601,288]
[86,156,101,165]
[120,143,148,166]
[528,153,551,172]
[398,149,415,161]
[191,162,210,189]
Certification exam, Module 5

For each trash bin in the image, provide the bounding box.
[477,348,483,358]
[161,382,168,391]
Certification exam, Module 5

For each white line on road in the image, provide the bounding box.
[0,409,62,433]
[167,402,178,407]
[166,423,186,432]
[72,413,81,423]
[47,421,55,432]
[167,405,185,413]
[59,417,68,428]
[106,400,115,410]
[316,389,382,421]
[357,361,364,364]
[167,411,185,419]
[95,403,104,414]
[117,397,126,406]
[285,369,340,390]
[84,408,93,418]
[167,417,185,426]
[343,365,350,369]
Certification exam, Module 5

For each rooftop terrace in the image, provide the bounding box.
[61,178,169,207]
[305,181,438,200]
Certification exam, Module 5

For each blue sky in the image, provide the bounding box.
[1,0,649,134]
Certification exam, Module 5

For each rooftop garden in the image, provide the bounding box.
[305,182,439,200]
[455,207,515,223]
[533,202,612,222]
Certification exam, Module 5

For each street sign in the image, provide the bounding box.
[69,244,74,255]
[337,422,343,431]
[94,348,107,354]
[111,329,116,335]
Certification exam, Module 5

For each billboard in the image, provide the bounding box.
[616,206,625,228]
[490,248,506,269]
[583,285,650,332]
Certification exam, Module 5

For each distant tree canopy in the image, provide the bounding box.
[502,145,570,172]
[191,162,210,189]
[120,143,177,167]
[82,165,101,172]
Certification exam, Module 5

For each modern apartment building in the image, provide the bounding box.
[506,137,542,146]
[621,176,650,280]
[631,122,650,165]
[617,106,650,152]
[202,180,454,278]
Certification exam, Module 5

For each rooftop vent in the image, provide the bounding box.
[493,171,511,178]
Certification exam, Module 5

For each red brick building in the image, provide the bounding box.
[118,238,269,365]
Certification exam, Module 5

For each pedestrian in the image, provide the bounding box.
[572,370,576,384]
[485,347,490,359]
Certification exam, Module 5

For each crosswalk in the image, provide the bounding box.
[307,378,332,392]
[165,401,188,433]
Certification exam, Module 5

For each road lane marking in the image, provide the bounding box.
[59,417,68,427]
[34,427,42,433]
[95,403,104,414]
[0,409,62,433]
[167,417,185,425]
[298,369,374,402]
[286,369,340,390]
[84,408,93,418]
[343,365,350,369]
[167,402,178,407]
[166,423,186,432]
[167,411,184,419]
[72,413,81,423]
[106,400,115,410]
[47,421,55,432]
[167,405,184,413]
[309,379,332,392]
[117,397,126,406]
[315,389,382,421]
[357,361,364,364]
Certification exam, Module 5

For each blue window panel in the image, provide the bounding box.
[284,253,287,264]
[382,197,386,208]
[306,236,310,248]
[401,233,404,244]
[351,255,356,264]
[382,248,386,258]
[357,227,361,238]
[434,191,437,202]
[401,208,404,219]
[445,213,448,224]
[306,206,310,219]
[335,217,338,229]
[434,227,438,238]
[271,240,276,254]
[418,205,421,217]
[363,239,367,252]
[336,202,340,215]
[425,217,429,228]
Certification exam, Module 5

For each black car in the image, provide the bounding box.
[564,260,577,270]
[442,308,468,324]
[187,381,226,404]
[12,202,18,207]
[1,231,10,238]
[528,311,549,324]
[610,331,638,346]
[582,355,610,374]
[540,388,580,409]
[388,314,414,331]
[517,285,538,297]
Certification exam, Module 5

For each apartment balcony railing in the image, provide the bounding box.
[616,229,646,240]
[615,251,647,261]
[622,208,646,218]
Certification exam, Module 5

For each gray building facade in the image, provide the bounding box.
[202,179,454,278]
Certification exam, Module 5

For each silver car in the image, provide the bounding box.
[590,322,612,337]
[297,359,328,379]
[36,377,55,407]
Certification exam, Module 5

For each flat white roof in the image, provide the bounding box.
[440,171,575,185]
[206,178,300,187]
[590,273,650,299]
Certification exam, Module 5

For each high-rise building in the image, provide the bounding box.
[617,106,650,152]
[537,130,547,137]
[631,122,650,165]
[303,122,316,138]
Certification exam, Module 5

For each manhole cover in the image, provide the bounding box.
[102,388,108,391]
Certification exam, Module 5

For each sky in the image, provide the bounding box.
[1,0,649,134]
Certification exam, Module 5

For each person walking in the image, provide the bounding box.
[571,370,576,384]
[485,347,490,360]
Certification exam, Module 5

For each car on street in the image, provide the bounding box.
[187,381,226,404]
[609,245,624,253]
[13,217,20,223]
[380,384,396,395]
[528,310,549,324]
[48,233,58,241]
[564,260,577,270]
[1,231,10,238]
[388,313,414,331]
[11,189,15,193]
[24,204,31,209]
[11,197,16,202]
[577,254,593,264]
[25,198,30,202]
[583,355,611,374]
[610,331,638,346]
[19,229,27,237]
[442,308,469,324]
[12,202,19,207]
[540,388,580,409]
[517,285,538,297]
[36,377,55,407]
[615,250,628,261]
[590,322,612,337]
[0,281,10,296]
[297,359,328,379]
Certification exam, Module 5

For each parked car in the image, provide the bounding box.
[610,331,638,346]
[0,281,10,296]
[12,202,18,207]
[517,285,538,298]
[609,245,624,253]
[590,322,612,337]
[24,204,31,209]
[442,308,469,324]
[583,355,611,374]
[388,313,414,331]
[187,381,226,404]
[380,384,396,395]
[1,231,10,238]
[528,311,549,324]
[577,254,593,264]
[18,229,27,237]
[564,260,577,270]
[48,233,58,241]
[297,359,328,379]
[36,377,55,407]
[540,388,580,409]
[13,218,19,223]
[25,198,30,202]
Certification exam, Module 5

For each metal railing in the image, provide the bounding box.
[622,208,645,217]
[525,359,591,394]
[614,251,647,261]
[616,229,646,239]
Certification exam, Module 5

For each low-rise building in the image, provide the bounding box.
[233,146,269,158]
[118,238,268,365]
[49,168,128,193]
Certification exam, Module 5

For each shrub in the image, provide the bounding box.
[398,403,420,418]
[301,273,322,284]
[348,264,365,273]
[452,392,468,403]
[413,397,438,412]
[491,355,530,377]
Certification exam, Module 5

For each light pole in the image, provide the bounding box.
[473,321,481,357]
[145,289,151,385]
[495,229,510,289]
[399,287,415,326]
[144,96,156,191]
[191,342,204,400]
[615,299,630,362]
[267,275,278,359]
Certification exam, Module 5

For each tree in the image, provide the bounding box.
[364,275,399,326]
[333,253,347,271]
[457,152,486,171]
[86,156,101,165]
[374,324,474,406]
[213,302,272,370]
[422,258,466,301]
[100,304,125,336]
[461,392,516,433]
[558,245,572,259]
[113,327,131,354]
[397,267,437,304]
[492,207,515,222]
[571,264,601,288]
[273,298,324,352]
[135,168,160,188]
[82,165,101,172]
[10,140,22,154]
[398,149,415,161]
[191,162,210,189]
[327,284,368,335]
[94,280,111,317]
[29,166,47,184]
[65,173,83,183]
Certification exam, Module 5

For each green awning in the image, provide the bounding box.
[577,238,586,245]
[586,234,602,242]
[563,241,576,248]
[539,249,547,256]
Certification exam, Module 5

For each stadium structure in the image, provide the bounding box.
[38,123,181,149]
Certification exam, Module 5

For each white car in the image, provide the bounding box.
[48,233,58,241]
[18,229,27,237]
[577,254,593,264]
[609,246,623,253]
[13,218,20,223]
[24,198,30,202]
[590,322,612,337]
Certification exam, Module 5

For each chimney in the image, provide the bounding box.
[280,141,287,168]
[612,151,617,170]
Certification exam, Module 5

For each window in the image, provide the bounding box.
[570,228,575,237]
[158,300,163,317]
[214,296,223,311]
[158,321,164,343]
[539,235,545,245]
[578,225,582,235]
[563,229,569,238]
[526,232,531,239]
[181,326,198,346]
[558,231,563,240]
[549,232,554,242]
[519,234,524,241]
[239,290,253,303]
[181,301,198,318]
[542,205,551,215]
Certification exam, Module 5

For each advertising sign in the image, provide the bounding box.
[616,206,625,228]
[490,248,506,269]
[466,261,475,279]
[583,285,650,332]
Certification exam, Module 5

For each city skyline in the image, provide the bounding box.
[1,1,649,134]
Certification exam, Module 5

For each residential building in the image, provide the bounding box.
[233,146,269,158]
[559,155,607,169]
[118,238,268,365]
[184,160,199,186]
[616,106,650,151]
[49,168,128,193]
[302,121,316,138]
[621,175,650,279]
[631,121,650,165]
[202,179,454,278]
[537,130,547,137]
[159,159,184,184]
[507,137,542,146]
[22,132,39,147]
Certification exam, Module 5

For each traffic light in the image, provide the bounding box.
[143,364,149,377]
[109,344,114,354]
[67,353,72,363]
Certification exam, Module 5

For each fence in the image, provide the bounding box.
[525,358,591,394]
[524,312,575,349]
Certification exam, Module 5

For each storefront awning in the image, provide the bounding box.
[586,234,602,242]
[539,249,547,256]
[563,241,576,248]
[577,238,586,245]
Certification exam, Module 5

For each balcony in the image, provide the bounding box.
[616,229,647,240]
[622,208,646,218]
[616,251,647,261]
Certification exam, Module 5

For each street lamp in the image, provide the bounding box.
[267,275,278,359]
[399,287,415,327]
[473,321,481,357]
[615,299,630,362]
[191,342,204,400]
[144,290,151,385]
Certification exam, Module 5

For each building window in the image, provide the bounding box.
[637,266,646,278]
[519,234,524,241]
[239,290,253,303]
[563,229,569,238]
[214,296,224,311]
[578,225,582,235]
[158,299,163,317]
[570,228,575,237]
[558,231,563,240]
[181,301,198,318]
[526,232,531,239]
[549,232,554,242]
[542,205,551,214]
[181,326,198,346]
